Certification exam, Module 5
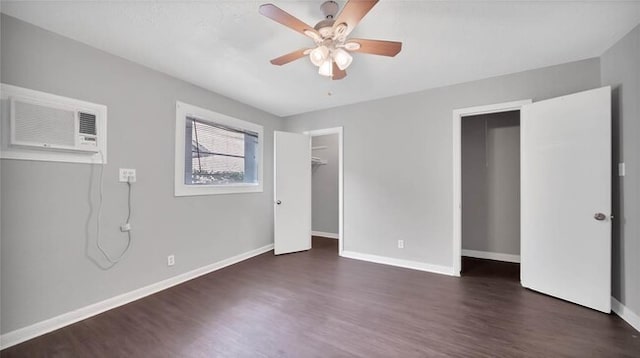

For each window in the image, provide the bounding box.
[175,101,263,196]
[186,118,258,185]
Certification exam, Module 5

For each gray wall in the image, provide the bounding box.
[462,111,520,256]
[285,58,601,267]
[0,15,283,334]
[601,24,640,317]
[312,134,339,235]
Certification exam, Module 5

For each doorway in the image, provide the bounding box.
[305,127,343,255]
[452,100,532,276]
[461,110,521,277]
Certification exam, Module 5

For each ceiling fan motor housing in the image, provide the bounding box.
[314,19,336,38]
[315,1,339,38]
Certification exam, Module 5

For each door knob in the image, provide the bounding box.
[594,213,606,221]
[276,200,282,205]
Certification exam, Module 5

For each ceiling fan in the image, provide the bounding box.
[259,0,402,80]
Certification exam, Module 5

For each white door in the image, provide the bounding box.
[521,86,611,313]
[274,131,311,255]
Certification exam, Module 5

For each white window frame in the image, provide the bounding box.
[174,101,263,196]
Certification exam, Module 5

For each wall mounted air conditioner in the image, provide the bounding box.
[1,83,107,164]
[10,96,99,153]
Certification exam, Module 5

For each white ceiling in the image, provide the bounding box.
[2,1,640,117]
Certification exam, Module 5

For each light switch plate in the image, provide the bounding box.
[619,163,625,177]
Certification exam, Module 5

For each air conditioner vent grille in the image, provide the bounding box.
[79,112,97,135]
[14,100,75,146]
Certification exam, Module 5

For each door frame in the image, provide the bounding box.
[452,99,531,276]
[304,127,344,255]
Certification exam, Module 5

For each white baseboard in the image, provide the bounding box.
[0,244,274,350]
[311,231,338,239]
[341,250,455,276]
[462,249,520,263]
[611,297,640,333]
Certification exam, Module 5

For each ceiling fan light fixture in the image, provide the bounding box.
[333,48,353,70]
[318,59,333,77]
[310,45,330,66]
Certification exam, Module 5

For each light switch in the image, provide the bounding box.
[619,163,625,177]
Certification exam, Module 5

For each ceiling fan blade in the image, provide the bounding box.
[346,38,402,57]
[333,0,379,37]
[270,48,310,66]
[259,4,321,41]
[332,62,347,80]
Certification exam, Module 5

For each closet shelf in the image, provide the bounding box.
[312,156,327,165]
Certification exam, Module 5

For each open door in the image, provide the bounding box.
[274,131,311,255]
[521,86,611,313]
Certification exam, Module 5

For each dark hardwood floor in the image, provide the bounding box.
[3,237,639,357]
[461,256,520,281]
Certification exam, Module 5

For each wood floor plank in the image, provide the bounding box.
[2,237,639,357]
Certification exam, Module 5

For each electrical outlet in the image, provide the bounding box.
[398,240,404,249]
[120,223,131,232]
[119,168,137,183]
[167,255,175,266]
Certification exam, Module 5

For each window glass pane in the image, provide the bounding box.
[244,134,258,184]
[187,117,258,185]
[193,120,245,157]
[192,155,245,184]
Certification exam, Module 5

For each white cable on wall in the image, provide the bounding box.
[95,150,133,266]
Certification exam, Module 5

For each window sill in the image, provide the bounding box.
[174,183,263,197]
